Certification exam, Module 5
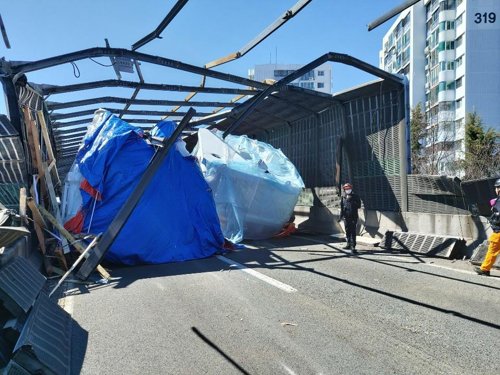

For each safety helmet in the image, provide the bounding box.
[342,183,353,190]
[494,178,500,187]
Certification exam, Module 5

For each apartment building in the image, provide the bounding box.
[380,0,500,174]
[248,63,332,94]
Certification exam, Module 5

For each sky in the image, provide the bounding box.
[0,0,408,117]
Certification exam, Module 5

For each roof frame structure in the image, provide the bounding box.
[46,97,238,111]
[0,0,403,183]
[9,47,268,89]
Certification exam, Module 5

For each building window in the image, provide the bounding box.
[446,81,455,90]
[317,82,324,89]
[439,21,455,31]
[274,69,295,77]
[456,55,464,67]
[456,76,463,88]
[440,0,456,11]
[402,48,411,65]
[456,34,463,48]
[300,82,314,89]
[402,32,410,47]
[317,70,325,77]
[438,41,455,51]
[300,71,314,81]
[456,13,463,27]
[439,101,455,111]
[456,97,463,109]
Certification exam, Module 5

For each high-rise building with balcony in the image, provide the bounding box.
[380,0,500,174]
[248,63,332,94]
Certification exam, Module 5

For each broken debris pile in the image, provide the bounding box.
[194,129,304,243]
[63,110,224,265]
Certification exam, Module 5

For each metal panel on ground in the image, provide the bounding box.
[11,292,72,375]
[0,257,46,317]
[380,230,466,258]
[3,360,32,374]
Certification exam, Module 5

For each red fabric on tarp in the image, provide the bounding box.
[80,179,102,201]
[64,210,84,234]
[274,222,297,238]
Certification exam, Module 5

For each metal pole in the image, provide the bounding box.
[49,234,102,297]
[399,78,410,212]
[367,0,421,31]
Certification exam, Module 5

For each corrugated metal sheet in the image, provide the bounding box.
[16,86,43,112]
[217,86,337,137]
[0,115,26,186]
[408,175,463,196]
[461,177,498,216]
[0,256,46,317]
[0,183,25,211]
[380,231,466,258]
[0,226,30,248]
[251,80,406,212]
[407,175,469,214]
[3,360,32,375]
[12,292,72,375]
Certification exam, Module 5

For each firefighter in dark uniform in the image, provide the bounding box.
[340,182,361,253]
[475,178,500,276]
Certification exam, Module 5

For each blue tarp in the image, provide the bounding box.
[74,111,224,265]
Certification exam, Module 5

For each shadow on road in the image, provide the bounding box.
[66,233,500,331]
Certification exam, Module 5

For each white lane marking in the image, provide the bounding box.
[281,363,298,375]
[216,255,297,293]
[425,262,500,280]
[281,236,500,279]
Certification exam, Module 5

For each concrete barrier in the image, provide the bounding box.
[295,204,492,260]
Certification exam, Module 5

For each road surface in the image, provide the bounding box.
[62,234,500,374]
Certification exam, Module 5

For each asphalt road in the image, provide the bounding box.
[62,234,500,375]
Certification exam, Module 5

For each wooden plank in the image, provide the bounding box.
[26,198,53,275]
[22,106,47,204]
[37,110,61,186]
[21,106,38,174]
[54,247,68,271]
[41,160,70,254]
[36,110,55,162]
[37,204,110,279]
[19,187,28,225]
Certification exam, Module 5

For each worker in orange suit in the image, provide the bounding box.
[475,178,500,276]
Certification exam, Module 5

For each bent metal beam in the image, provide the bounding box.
[10,47,268,90]
[221,52,404,137]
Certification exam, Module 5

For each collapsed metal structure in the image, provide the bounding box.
[0,48,410,202]
[0,2,488,372]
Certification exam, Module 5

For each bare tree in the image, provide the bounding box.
[410,103,424,173]
[410,104,454,175]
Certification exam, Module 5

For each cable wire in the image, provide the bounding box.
[70,62,80,78]
[89,57,115,67]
